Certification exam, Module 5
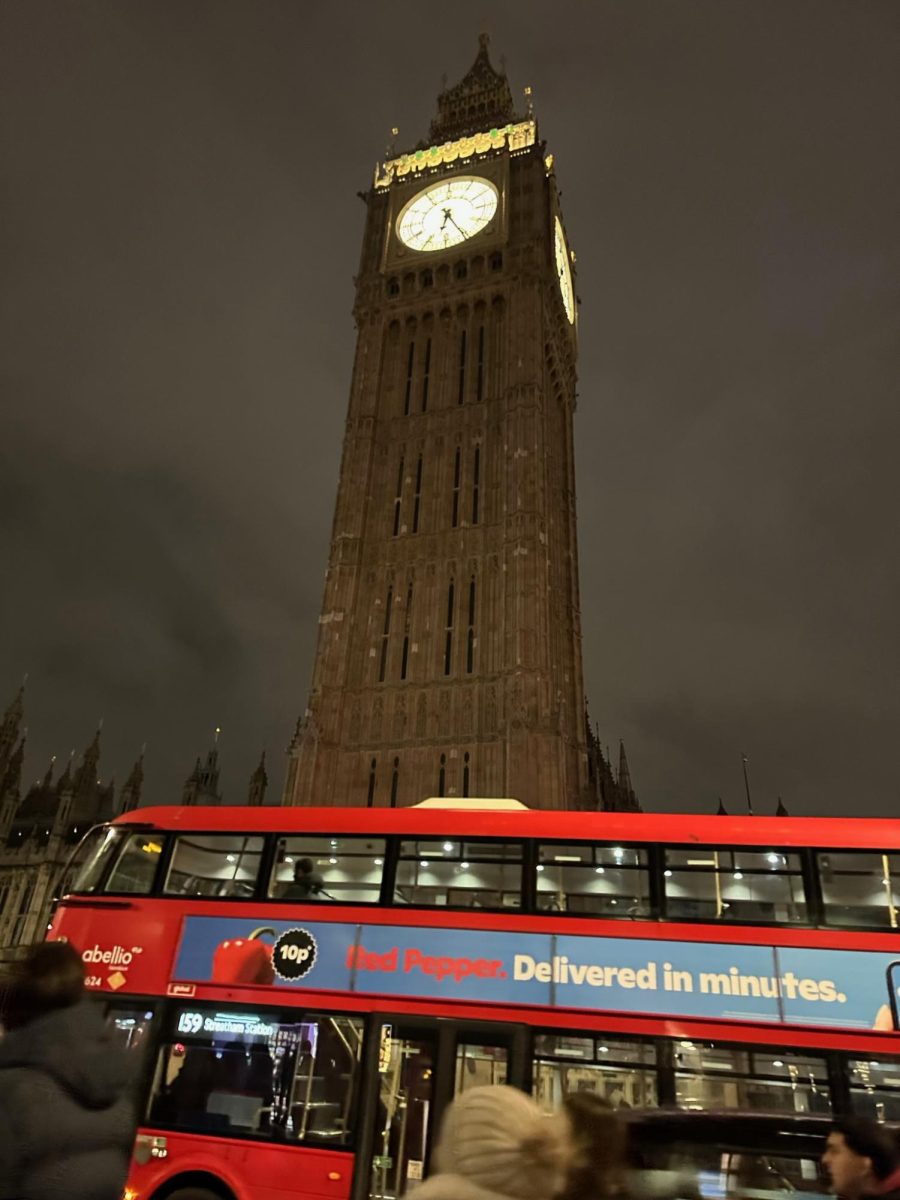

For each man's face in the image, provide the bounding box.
[822,1132,874,1197]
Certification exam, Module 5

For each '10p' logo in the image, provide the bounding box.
[273,928,318,981]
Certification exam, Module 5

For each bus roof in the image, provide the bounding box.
[111,803,900,850]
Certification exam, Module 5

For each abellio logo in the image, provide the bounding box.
[82,944,137,967]
[273,928,318,981]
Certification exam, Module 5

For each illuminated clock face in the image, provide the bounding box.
[554,216,575,324]
[396,177,498,252]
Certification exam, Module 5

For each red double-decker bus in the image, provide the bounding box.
[50,802,900,1200]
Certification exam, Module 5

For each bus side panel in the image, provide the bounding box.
[49,904,180,995]
[129,1129,354,1200]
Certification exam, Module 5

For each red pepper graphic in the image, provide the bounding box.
[211,927,276,985]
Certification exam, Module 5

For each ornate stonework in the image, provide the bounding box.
[284,40,636,811]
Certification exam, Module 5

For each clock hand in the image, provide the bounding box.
[447,213,467,237]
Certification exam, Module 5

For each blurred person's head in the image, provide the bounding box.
[0,940,85,1031]
[434,1085,570,1200]
[559,1092,627,1200]
[822,1118,900,1198]
[295,858,314,878]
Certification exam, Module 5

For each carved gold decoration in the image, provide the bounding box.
[374,119,536,189]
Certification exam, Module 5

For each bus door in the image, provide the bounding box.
[356,1016,527,1200]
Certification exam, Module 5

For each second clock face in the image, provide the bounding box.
[554,216,575,324]
[396,176,498,252]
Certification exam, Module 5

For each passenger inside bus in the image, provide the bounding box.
[280,858,325,900]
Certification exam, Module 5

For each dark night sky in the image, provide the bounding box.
[1,2,898,815]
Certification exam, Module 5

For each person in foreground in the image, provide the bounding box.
[822,1117,900,1200]
[0,940,136,1200]
[406,1084,570,1200]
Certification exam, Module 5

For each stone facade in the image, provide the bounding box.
[0,687,268,964]
[284,39,638,812]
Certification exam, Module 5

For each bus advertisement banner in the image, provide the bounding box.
[172,916,897,1031]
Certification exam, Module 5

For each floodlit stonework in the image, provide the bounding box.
[284,38,638,812]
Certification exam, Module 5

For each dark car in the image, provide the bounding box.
[623,1110,841,1200]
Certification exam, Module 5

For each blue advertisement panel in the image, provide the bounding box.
[172,916,897,1031]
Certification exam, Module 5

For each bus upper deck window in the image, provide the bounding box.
[270,836,386,903]
[536,842,651,918]
[104,833,165,894]
[395,840,523,909]
[70,826,124,893]
[164,834,264,899]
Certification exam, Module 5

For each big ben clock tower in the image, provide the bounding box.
[284,36,623,811]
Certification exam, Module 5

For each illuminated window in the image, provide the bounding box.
[149,1006,364,1146]
[395,839,522,908]
[664,847,806,923]
[536,843,651,917]
[164,834,264,899]
[533,1034,657,1112]
[270,835,386,902]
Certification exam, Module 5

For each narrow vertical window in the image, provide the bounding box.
[463,751,470,798]
[412,455,423,533]
[457,329,467,405]
[451,447,461,528]
[378,586,393,683]
[476,325,485,402]
[466,576,476,674]
[390,757,399,808]
[471,445,481,525]
[393,456,404,537]
[443,580,455,676]
[400,583,413,680]
[367,758,377,808]
[403,341,415,416]
[438,753,446,797]
[421,338,431,412]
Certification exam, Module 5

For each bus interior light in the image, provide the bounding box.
[443,842,454,852]
[734,871,743,880]
[595,867,605,875]
[460,861,469,869]
[664,869,672,877]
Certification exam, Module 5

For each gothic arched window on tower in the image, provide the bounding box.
[466,576,476,674]
[444,579,456,675]
[457,329,467,404]
[367,758,377,808]
[476,325,485,403]
[393,455,405,537]
[421,338,431,412]
[378,586,393,683]
[438,753,446,797]
[387,277,400,297]
[390,757,400,808]
[412,455,423,533]
[472,444,481,524]
[489,251,503,271]
[451,446,461,528]
[463,751,471,798]
[421,268,433,289]
[455,261,468,280]
[401,583,413,680]
[403,341,415,415]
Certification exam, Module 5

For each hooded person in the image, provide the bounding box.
[408,1085,571,1200]
[0,940,137,1200]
